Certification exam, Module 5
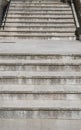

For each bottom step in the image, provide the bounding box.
[0,119,81,130]
[0,36,76,40]
[0,100,81,119]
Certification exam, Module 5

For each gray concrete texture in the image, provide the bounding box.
[0,40,81,54]
[0,119,81,130]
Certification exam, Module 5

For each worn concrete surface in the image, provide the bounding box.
[0,119,81,130]
[0,40,81,54]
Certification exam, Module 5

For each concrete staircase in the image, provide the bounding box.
[0,0,81,129]
[0,0,76,40]
[0,40,81,121]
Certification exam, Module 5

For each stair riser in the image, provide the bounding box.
[0,31,75,33]
[0,94,81,100]
[0,65,80,72]
[3,22,75,29]
[6,18,74,22]
[9,8,72,13]
[4,23,75,26]
[0,37,76,41]
[9,5,70,8]
[0,37,76,40]
[0,78,80,85]
[0,110,81,119]
[8,11,72,14]
[0,55,80,60]
[9,8,72,11]
[0,33,75,36]
[3,28,76,32]
[9,8,70,11]
[11,0,62,5]
[6,15,73,18]
[11,0,62,1]
[10,3,68,6]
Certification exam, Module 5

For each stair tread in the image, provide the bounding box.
[5,19,75,21]
[1,100,81,110]
[7,15,73,18]
[0,33,75,37]
[0,119,81,130]
[0,59,80,65]
[0,71,81,78]
[8,12,72,15]
[4,24,75,27]
[10,3,70,8]
[3,29,75,32]
[0,40,80,54]
[0,84,81,94]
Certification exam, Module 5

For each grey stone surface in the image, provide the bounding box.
[0,84,81,94]
[0,110,81,119]
[0,71,81,77]
[0,40,81,54]
[0,100,81,110]
[0,119,81,130]
[0,59,81,64]
[0,0,76,40]
[0,0,81,123]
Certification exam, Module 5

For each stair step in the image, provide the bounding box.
[0,31,75,38]
[2,27,76,32]
[7,14,73,19]
[0,29,75,33]
[6,17,74,22]
[6,15,73,19]
[10,3,69,6]
[0,109,81,119]
[0,85,81,100]
[0,37,76,40]
[0,54,80,60]
[11,0,62,1]
[8,11,72,15]
[0,59,80,65]
[3,28,75,32]
[0,65,77,72]
[7,13,73,16]
[9,5,70,8]
[0,119,81,130]
[10,0,64,5]
[9,8,71,11]
[0,34,76,40]
[0,85,81,94]
[0,71,80,85]
[0,31,75,35]
[0,41,80,56]
[4,24,75,28]
[9,8,72,11]
[0,71,80,78]
[10,1,67,4]
[0,100,81,111]
[5,20,74,26]
[0,65,80,72]
[0,99,81,119]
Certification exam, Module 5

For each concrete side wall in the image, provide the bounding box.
[0,0,3,25]
[0,0,9,25]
